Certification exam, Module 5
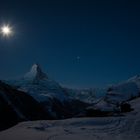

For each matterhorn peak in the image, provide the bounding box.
[24,63,48,81]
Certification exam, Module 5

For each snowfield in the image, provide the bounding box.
[0,98,140,140]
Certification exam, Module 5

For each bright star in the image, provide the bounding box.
[1,25,12,37]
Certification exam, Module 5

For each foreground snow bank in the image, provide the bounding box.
[0,98,140,140]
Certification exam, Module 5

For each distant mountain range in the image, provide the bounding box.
[6,64,106,103]
[0,63,140,130]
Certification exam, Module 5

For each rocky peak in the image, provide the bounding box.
[24,64,48,81]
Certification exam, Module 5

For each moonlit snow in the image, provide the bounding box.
[2,64,140,140]
[0,97,140,140]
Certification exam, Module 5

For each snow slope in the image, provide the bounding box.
[106,75,140,104]
[0,97,140,140]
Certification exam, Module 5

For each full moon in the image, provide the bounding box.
[1,25,12,37]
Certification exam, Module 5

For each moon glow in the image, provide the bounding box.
[0,25,12,37]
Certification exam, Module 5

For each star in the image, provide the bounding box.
[76,56,81,61]
[0,24,13,37]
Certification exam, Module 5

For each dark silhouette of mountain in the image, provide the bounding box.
[0,81,50,131]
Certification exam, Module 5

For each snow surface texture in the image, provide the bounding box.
[0,97,140,140]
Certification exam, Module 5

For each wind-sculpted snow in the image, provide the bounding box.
[0,97,140,140]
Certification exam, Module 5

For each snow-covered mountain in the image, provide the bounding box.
[1,63,140,132]
[105,75,140,104]
[5,64,140,118]
[6,64,89,119]
[6,64,106,104]
[7,64,68,102]
[64,88,106,104]
[24,63,49,81]
[66,75,140,106]
[88,75,140,114]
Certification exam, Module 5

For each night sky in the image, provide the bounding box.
[0,0,140,88]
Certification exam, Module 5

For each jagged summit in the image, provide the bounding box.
[24,63,48,81]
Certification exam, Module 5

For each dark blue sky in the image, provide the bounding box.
[0,0,140,88]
